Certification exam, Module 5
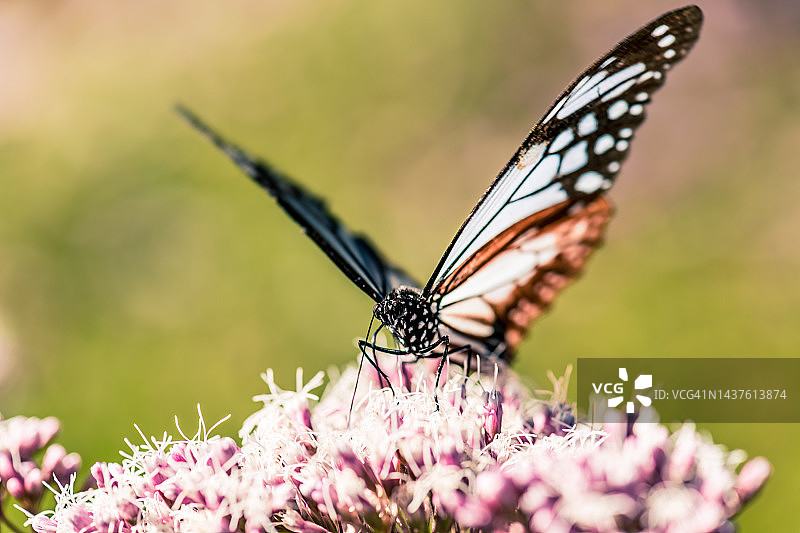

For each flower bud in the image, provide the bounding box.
[481,390,503,445]
[734,457,771,502]
[475,468,517,512]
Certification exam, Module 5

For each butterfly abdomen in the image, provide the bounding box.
[373,287,439,353]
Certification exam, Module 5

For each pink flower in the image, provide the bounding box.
[21,361,769,532]
[0,415,81,513]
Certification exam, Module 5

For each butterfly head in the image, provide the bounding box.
[373,287,439,352]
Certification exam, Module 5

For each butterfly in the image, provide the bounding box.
[179,5,702,383]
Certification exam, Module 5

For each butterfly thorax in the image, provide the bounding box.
[373,287,439,353]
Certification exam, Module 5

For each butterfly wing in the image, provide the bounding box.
[426,6,703,361]
[178,107,417,302]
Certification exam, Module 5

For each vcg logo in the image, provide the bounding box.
[592,368,653,414]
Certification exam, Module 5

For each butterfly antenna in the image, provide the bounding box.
[349,316,376,428]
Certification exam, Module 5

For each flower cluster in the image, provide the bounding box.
[23,358,769,533]
[0,414,81,528]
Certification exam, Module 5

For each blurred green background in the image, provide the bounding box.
[1,0,798,528]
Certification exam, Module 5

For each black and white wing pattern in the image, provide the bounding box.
[426,6,703,361]
[178,107,417,302]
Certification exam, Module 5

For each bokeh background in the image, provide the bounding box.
[1,0,798,528]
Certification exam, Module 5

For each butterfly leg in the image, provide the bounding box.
[434,339,474,410]
[356,336,473,410]
[370,323,392,390]
[398,359,415,391]
[358,333,448,395]
[358,339,411,356]
[357,339,397,394]
[357,339,440,396]
[432,341,448,410]
[410,336,472,409]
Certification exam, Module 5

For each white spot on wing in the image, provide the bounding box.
[597,64,645,92]
[600,79,637,103]
[520,232,558,258]
[635,92,649,102]
[440,312,495,338]
[543,73,592,123]
[652,24,669,37]
[596,63,646,102]
[594,135,615,155]
[549,129,574,153]
[663,49,676,59]
[616,140,629,151]
[571,70,608,99]
[570,74,592,95]
[556,70,610,119]
[619,128,633,138]
[608,100,628,120]
[575,171,604,194]
[483,283,515,305]
[578,113,598,136]
[440,297,495,322]
[542,96,568,124]
[629,104,644,116]
[600,56,617,68]
[561,141,588,174]
[658,34,676,48]
[607,161,620,173]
